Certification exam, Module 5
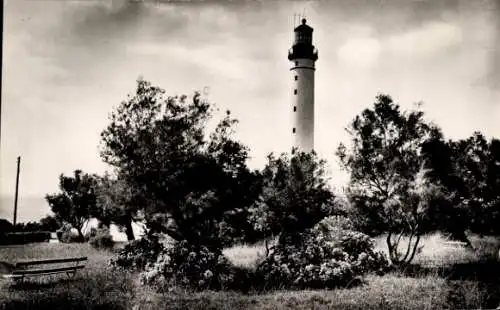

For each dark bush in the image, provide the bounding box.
[13,216,61,233]
[0,219,13,234]
[88,227,114,250]
[0,231,51,245]
[216,210,265,247]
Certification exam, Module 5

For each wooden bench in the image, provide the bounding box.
[1,257,87,281]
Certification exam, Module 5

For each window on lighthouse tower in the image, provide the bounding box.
[294,89,297,95]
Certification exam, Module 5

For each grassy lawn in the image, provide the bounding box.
[1,233,499,309]
[0,243,136,310]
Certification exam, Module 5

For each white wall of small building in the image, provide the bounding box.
[73,218,147,241]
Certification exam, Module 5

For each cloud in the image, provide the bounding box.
[2,0,499,220]
[387,21,462,56]
[127,43,250,81]
[476,0,500,91]
[337,37,382,68]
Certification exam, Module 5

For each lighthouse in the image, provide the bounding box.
[288,18,318,153]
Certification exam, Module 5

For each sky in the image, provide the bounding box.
[1,0,499,222]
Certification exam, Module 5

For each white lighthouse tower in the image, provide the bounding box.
[288,18,318,153]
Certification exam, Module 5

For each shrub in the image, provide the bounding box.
[56,224,82,243]
[256,217,389,289]
[310,216,389,275]
[0,231,51,245]
[336,230,389,274]
[110,235,165,271]
[311,216,388,272]
[0,219,14,234]
[140,240,247,291]
[88,227,114,250]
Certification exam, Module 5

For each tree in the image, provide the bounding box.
[94,172,143,241]
[337,94,443,266]
[214,168,263,247]
[423,132,500,237]
[450,133,500,235]
[13,215,61,233]
[486,138,500,233]
[0,219,13,234]
[250,150,336,247]
[45,170,99,242]
[39,215,61,232]
[99,79,260,249]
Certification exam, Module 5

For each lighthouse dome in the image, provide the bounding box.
[293,18,314,45]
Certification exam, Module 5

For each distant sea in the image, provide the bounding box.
[0,195,145,241]
[0,195,51,223]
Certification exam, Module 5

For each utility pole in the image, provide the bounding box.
[13,156,21,226]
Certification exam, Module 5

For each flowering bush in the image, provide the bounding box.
[140,240,248,291]
[312,216,389,274]
[256,216,389,289]
[110,235,165,271]
[56,223,82,243]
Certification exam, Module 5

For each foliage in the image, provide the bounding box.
[110,235,165,271]
[13,215,61,233]
[0,219,13,234]
[56,223,82,243]
[382,167,446,264]
[215,200,268,247]
[94,172,143,241]
[0,231,51,245]
[140,240,248,291]
[88,227,115,250]
[314,214,356,232]
[256,217,389,289]
[39,215,61,232]
[314,217,390,274]
[249,151,335,246]
[337,94,444,265]
[423,132,500,237]
[99,79,260,249]
[46,170,99,242]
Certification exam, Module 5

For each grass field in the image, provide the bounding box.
[1,233,499,310]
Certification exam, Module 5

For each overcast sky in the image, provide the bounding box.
[1,0,499,221]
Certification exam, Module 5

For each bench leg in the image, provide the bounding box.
[67,261,82,279]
